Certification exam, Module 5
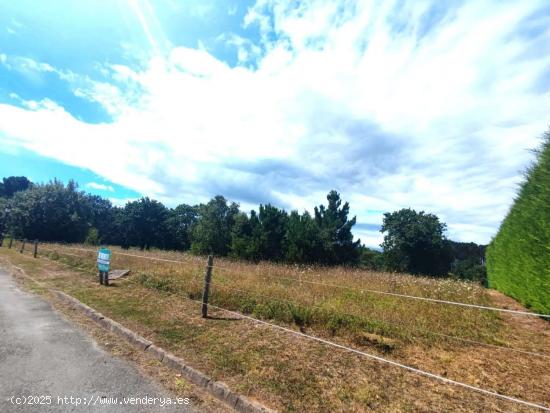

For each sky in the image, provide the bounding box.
[0,0,549,248]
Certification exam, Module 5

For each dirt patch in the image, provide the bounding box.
[487,289,550,336]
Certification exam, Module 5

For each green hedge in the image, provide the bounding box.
[486,130,550,315]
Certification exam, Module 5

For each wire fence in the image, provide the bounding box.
[34,242,550,319]
[2,237,549,411]
[7,238,550,350]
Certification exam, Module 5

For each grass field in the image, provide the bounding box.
[1,240,549,412]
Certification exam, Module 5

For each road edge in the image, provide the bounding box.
[52,290,276,413]
[1,259,275,413]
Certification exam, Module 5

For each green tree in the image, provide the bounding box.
[165,204,198,250]
[123,197,169,250]
[381,208,452,276]
[0,197,7,235]
[84,227,100,245]
[257,204,288,260]
[284,210,322,263]
[1,176,32,197]
[6,180,91,242]
[451,258,487,284]
[359,246,384,270]
[191,196,239,255]
[111,207,131,248]
[314,190,361,265]
[230,211,262,261]
[87,195,115,243]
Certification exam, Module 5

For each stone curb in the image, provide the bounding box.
[53,290,276,413]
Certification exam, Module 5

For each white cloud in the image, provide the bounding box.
[108,197,138,207]
[1,0,549,247]
[86,182,115,192]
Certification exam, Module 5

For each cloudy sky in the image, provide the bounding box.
[0,0,549,247]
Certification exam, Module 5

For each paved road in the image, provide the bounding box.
[0,269,194,412]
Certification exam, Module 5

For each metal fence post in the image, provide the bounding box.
[201,255,214,318]
[20,239,26,254]
[33,240,38,258]
[8,238,13,249]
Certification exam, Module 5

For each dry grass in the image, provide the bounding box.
[2,240,549,412]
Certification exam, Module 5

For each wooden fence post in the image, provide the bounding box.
[33,240,38,258]
[0,234,3,247]
[201,255,214,318]
[20,239,26,254]
[8,238,13,249]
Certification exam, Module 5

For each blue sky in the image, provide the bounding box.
[0,0,549,247]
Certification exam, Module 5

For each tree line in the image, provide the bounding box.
[0,176,485,280]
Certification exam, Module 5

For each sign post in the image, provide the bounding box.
[97,248,111,286]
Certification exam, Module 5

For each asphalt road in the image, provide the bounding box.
[0,269,194,412]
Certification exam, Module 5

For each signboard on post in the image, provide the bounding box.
[97,248,111,286]
[97,248,111,273]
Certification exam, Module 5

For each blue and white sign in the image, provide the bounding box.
[97,248,111,272]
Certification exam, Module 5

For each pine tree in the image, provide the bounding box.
[314,190,361,264]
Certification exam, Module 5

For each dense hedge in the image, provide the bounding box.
[486,130,550,314]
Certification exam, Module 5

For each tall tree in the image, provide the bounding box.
[190,196,239,255]
[284,210,322,263]
[123,197,169,250]
[2,176,32,197]
[314,190,361,265]
[0,197,7,235]
[87,195,115,243]
[165,204,198,250]
[257,204,288,261]
[110,207,131,248]
[230,210,262,261]
[381,208,452,276]
[6,180,91,242]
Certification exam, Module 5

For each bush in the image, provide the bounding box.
[84,228,100,245]
[359,247,385,270]
[451,259,487,285]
